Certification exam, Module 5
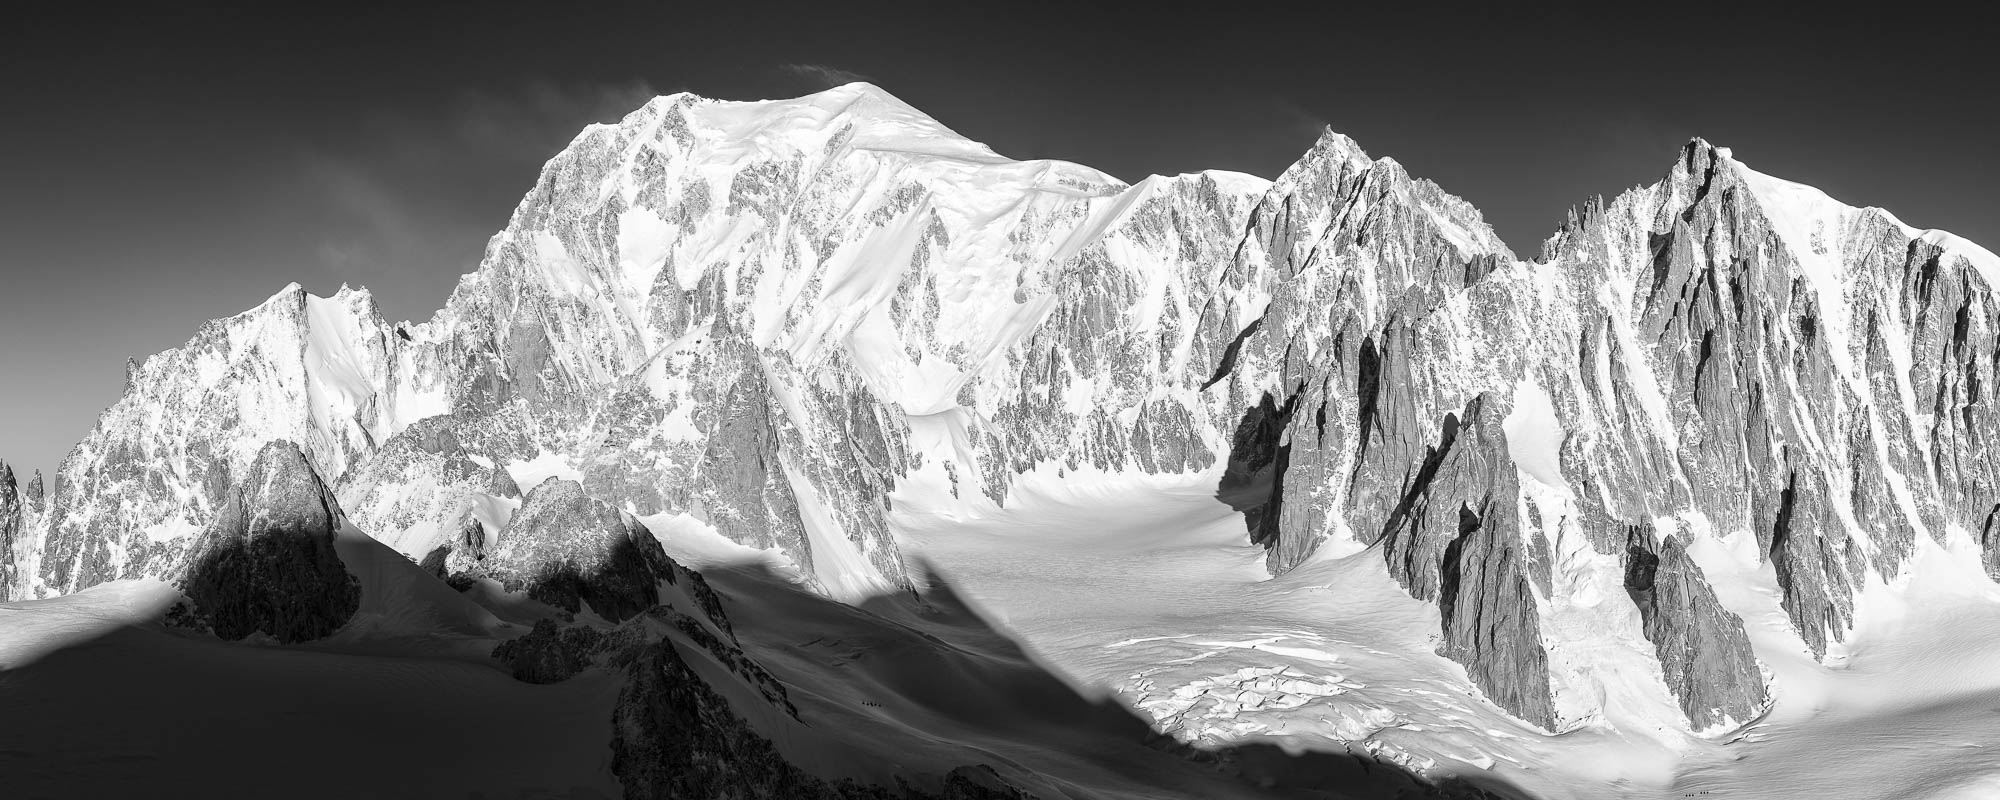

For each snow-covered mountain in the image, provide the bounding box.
[3,82,1997,796]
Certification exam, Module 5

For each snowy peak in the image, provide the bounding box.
[1718,143,2000,292]
[1264,127,1514,266]
[1284,128,1374,179]
[10,85,2000,757]
[1640,137,1996,295]
[635,82,1014,167]
[1523,133,2000,678]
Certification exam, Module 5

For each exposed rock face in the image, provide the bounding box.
[334,413,524,557]
[475,478,679,623]
[13,84,1999,738]
[1985,504,2000,578]
[1195,133,1529,579]
[175,440,361,643]
[490,548,742,687]
[491,617,615,684]
[1372,395,1555,729]
[1623,524,1768,729]
[6,468,42,603]
[1216,391,1298,549]
[0,461,21,601]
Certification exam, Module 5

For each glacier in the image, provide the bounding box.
[1,81,1997,799]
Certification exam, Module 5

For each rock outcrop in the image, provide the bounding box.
[1623,523,1768,729]
[1373,395,1556,729]
[491,617,619,684]
[470,478,681,623]
[174,440,361,643]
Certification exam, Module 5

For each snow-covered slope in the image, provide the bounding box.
[4,82,1998,797]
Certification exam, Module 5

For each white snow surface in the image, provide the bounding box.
[504,452,584,492]
[1674,518,2000,799]
[1501,377,1569,493]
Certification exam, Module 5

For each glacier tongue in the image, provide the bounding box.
[7,83,2000,761]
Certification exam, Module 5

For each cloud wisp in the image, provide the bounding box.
[779,63,871,89]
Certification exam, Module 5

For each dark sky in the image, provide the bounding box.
[4,1,1996,476]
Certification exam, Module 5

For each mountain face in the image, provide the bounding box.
[5,83,1997,742]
